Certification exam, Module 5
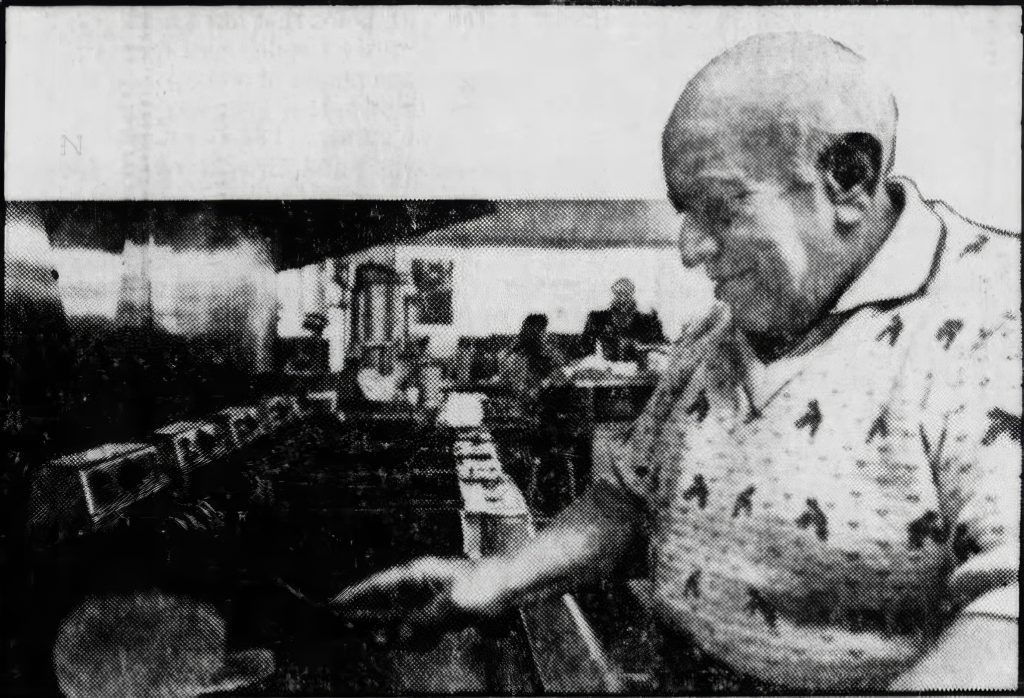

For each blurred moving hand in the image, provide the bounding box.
[331,482,644,652]
[330,556,511,650]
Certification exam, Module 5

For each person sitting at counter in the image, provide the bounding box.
[490,314,576,515]
[493,314,567,405]
[331,33,1019,693]
[580,278,666,362]
[329,356,364,406]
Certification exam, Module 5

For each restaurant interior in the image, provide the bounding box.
[3,199,691,696]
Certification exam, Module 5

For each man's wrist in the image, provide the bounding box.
[451,557,514,618]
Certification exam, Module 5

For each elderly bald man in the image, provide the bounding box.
[333,33,1020,692]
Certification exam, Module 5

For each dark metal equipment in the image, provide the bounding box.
[350,263,403,353]
[29,443,171,538]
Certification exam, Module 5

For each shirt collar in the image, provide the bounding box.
[830,177,944,314]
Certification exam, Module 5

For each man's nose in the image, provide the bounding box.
[678,224,719,268]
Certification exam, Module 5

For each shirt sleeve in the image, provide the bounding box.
[929,307,1021,620]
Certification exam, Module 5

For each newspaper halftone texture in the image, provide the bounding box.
[4,10,1021,698]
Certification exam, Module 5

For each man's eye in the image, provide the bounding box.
[703,201,734,225]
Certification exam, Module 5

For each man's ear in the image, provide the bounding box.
[816,133,883,228]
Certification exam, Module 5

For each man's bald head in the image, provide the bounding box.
[663,33,898,191]
[662,33,904,343]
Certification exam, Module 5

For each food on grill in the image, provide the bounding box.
[53,591,273,698]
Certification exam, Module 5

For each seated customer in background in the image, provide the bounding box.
[493,314,576,515]
[581,278,666,362]
[494,314,567,405]
[332,356,364,406]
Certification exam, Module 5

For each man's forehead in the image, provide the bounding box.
[663,117,723,152]
[664,122,732,180]
[664,116,812,198]
[664,156,751,204]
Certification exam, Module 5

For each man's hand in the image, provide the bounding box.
[330,556,511,650]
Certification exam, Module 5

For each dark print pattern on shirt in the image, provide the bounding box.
[683,569,702,598]
[866,409,889,443]
[687,389,710,422]
[960,234,989,257]
[733,486,756,518]
[980,408,1021,446]
[794,400,822,437]
[682,474,709,509]
[876,314,904,346]
[745,588,780,635]
[952,523,984,564]
[936,319,964,350]
[795,498,829,541]
[907,510,949,549]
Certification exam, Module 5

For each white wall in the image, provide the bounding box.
[277,262,330,338]
[393,245,714,357]
[9,7,1019,231]
[296,241,716,361]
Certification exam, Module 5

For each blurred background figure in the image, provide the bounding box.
[580,278,665,362]
[490,314,577,516]
[333,356,365,406]
[494,313,566,405]
[281,312,329,375]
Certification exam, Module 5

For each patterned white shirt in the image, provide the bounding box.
[605,178,1021,691]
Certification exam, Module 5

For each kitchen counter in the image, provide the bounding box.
[14,393,631,696]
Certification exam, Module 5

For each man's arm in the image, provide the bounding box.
[889,613,1018,690]
[332,480,645,645]
[906,296,1022,691]
[460,479,644,612]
